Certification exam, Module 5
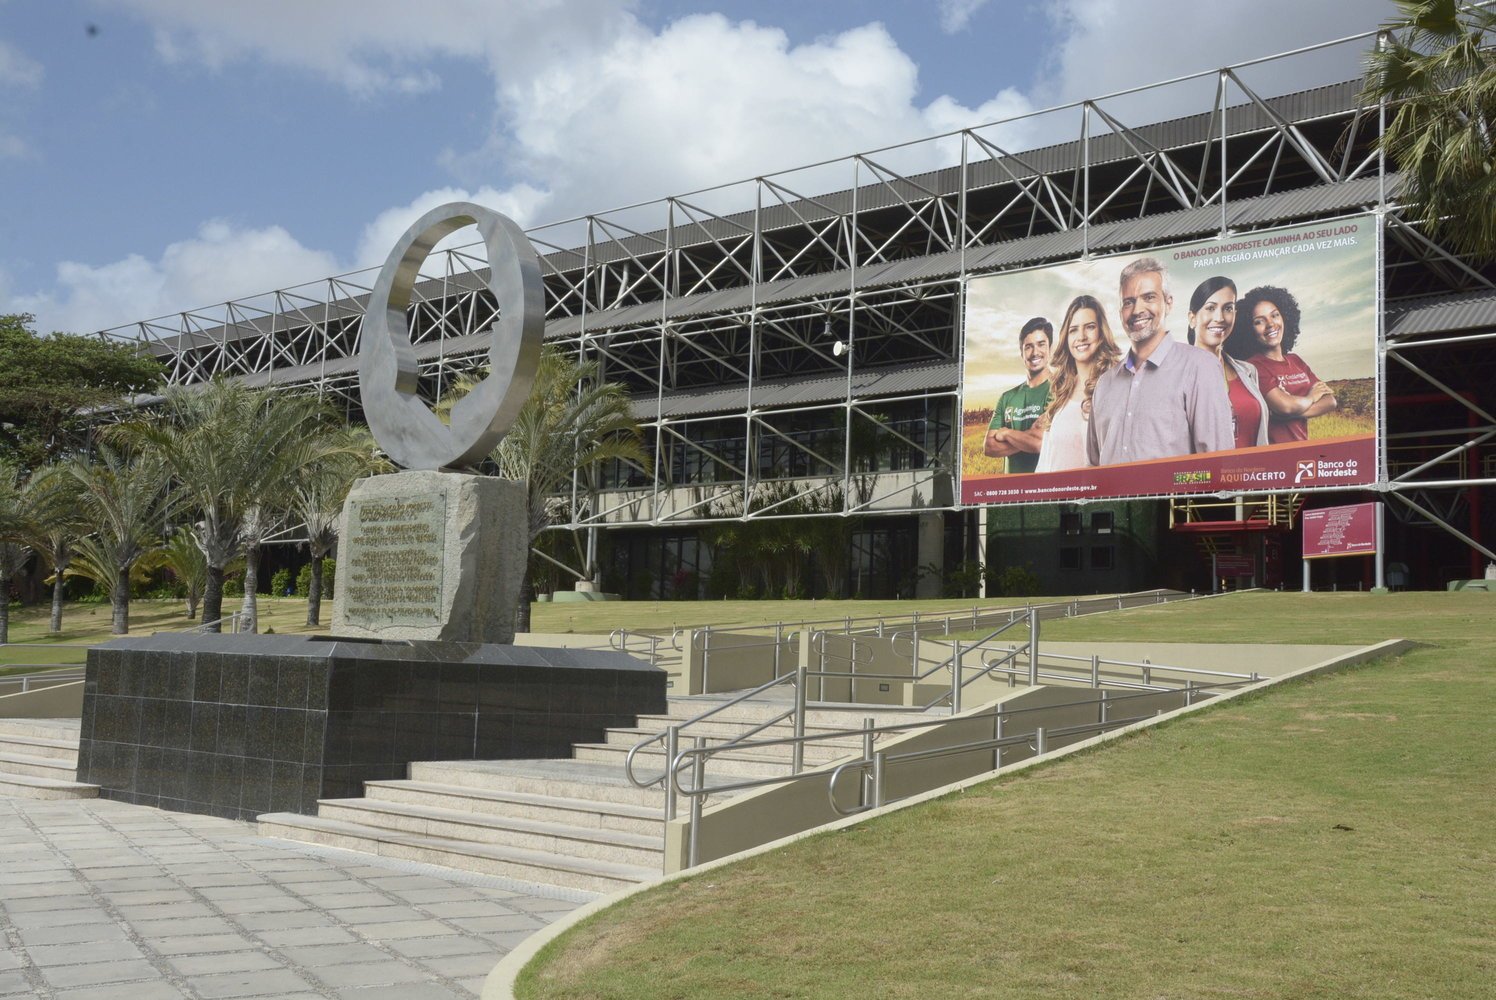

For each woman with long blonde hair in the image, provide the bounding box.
[1035,294,1122,472]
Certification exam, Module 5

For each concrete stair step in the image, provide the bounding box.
[0,733,79,762]
[0,772,97,800]
[408,760,666,808]
[0,751,79,781]
[364,780,662,836]
[314,798,662,868]
[257,813,654,894]
[0,718,81,741]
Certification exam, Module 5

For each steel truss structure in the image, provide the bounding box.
[98,28,1496,580]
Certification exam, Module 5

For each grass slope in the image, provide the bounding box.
[518,593,1495,1000]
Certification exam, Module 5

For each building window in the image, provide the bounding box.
[1091,511,1114,534]
[1060,512,1082,535]
[1091,546,1115,570]
[1060,546,1082,570]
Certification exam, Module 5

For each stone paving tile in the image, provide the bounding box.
[25,940,144,966]
[56,982,190,1000]
[0,972,35,996]
[133,916,239,938]
[334,985,467,1000]
[150,933,259,956]
[311,961,429,989]
[357,919,461,941]
[5,907,111,930]
[168,952,287,977]
[278,943,391,968]
[254,926,357,948]
[187,969,319,999]
[16,923,129,947]
[39,959,159,989]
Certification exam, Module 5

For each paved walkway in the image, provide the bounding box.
[0,797,592,999]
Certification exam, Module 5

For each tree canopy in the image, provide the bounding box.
[1366,0,1496,259]
[0,313,162,468]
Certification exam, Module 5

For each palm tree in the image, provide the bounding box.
[115,380,347,633]
[156,527,208,620]
[444,349,644,632]
[0,461,34,644]
[289,429,382,627]
[65,445,166,635]
[1365,0,1496,258]
[21,464,87,633]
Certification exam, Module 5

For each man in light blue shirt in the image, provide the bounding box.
[1087,257,1232,467]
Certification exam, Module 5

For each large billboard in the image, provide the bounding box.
[959,215,1379,505]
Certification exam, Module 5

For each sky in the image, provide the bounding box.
[0,0,1401,338]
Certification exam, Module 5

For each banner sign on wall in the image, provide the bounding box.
[959,215,1379,505]
[1302,502,1379,559]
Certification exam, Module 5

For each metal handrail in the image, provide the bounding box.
[184,611,249,635]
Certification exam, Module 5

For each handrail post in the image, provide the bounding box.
[701,626,712,694]
[861,717,876,807]
[993,712,1003,771]
[1142,658,1152,687]
[1185,680,1195,707]
[773,623,783,678]
[1090,653,1100,688]
[1099,690,1109,724]
[872,751,886,809]
[1027,611,1040,686]
[687,736,706,870]
[951,641,963,714]
[971,606,978,630]
[664,726,680,822]
[792,664,807,774]
[1035,726,1047,755]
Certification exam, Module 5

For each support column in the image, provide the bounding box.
[915,512,944,599]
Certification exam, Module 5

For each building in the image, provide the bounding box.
[98,33,1496,598]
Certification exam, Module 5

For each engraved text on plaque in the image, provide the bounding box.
[343,493,447,626]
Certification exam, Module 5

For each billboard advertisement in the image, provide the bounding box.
[960,215,1378,505]
[1302,502,1378,559]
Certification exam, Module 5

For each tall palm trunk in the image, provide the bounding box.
[111,567,129,635]
[202,565,225,632]
[307,556,324,627]
[241,547,260,634]
[49,569,65,633]
[186,590,199,621]
[516,572,534,634]
[0,596,9,645]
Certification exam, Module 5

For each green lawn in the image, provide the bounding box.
[518,592,1495,1000]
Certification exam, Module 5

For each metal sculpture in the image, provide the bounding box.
[359,202,544,470]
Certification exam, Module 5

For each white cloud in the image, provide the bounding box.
[1037,0,1394,109]
[938,0,991,34]
[125,0,631,97]
[353,184,551,268]
[14,221,341,334]
[0,37,43,87]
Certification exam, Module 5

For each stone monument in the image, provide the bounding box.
[77,203,667,820]
[332,201,542,643]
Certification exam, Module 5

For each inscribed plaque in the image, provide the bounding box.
[342,492,447,626]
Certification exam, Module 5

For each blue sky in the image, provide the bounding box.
[0,0,1397,336]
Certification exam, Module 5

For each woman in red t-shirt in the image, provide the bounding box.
[1186,276,1268,450]
[1226,285,1337,444]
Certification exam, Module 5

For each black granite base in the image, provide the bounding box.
[77,634,667,821]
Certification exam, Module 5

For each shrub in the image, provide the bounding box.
[295,559,335,598]
[222,577,244,598]
[270,568,292,597]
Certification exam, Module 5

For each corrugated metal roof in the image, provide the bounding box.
[639,358,959,419]
[1387,288,1496,338]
